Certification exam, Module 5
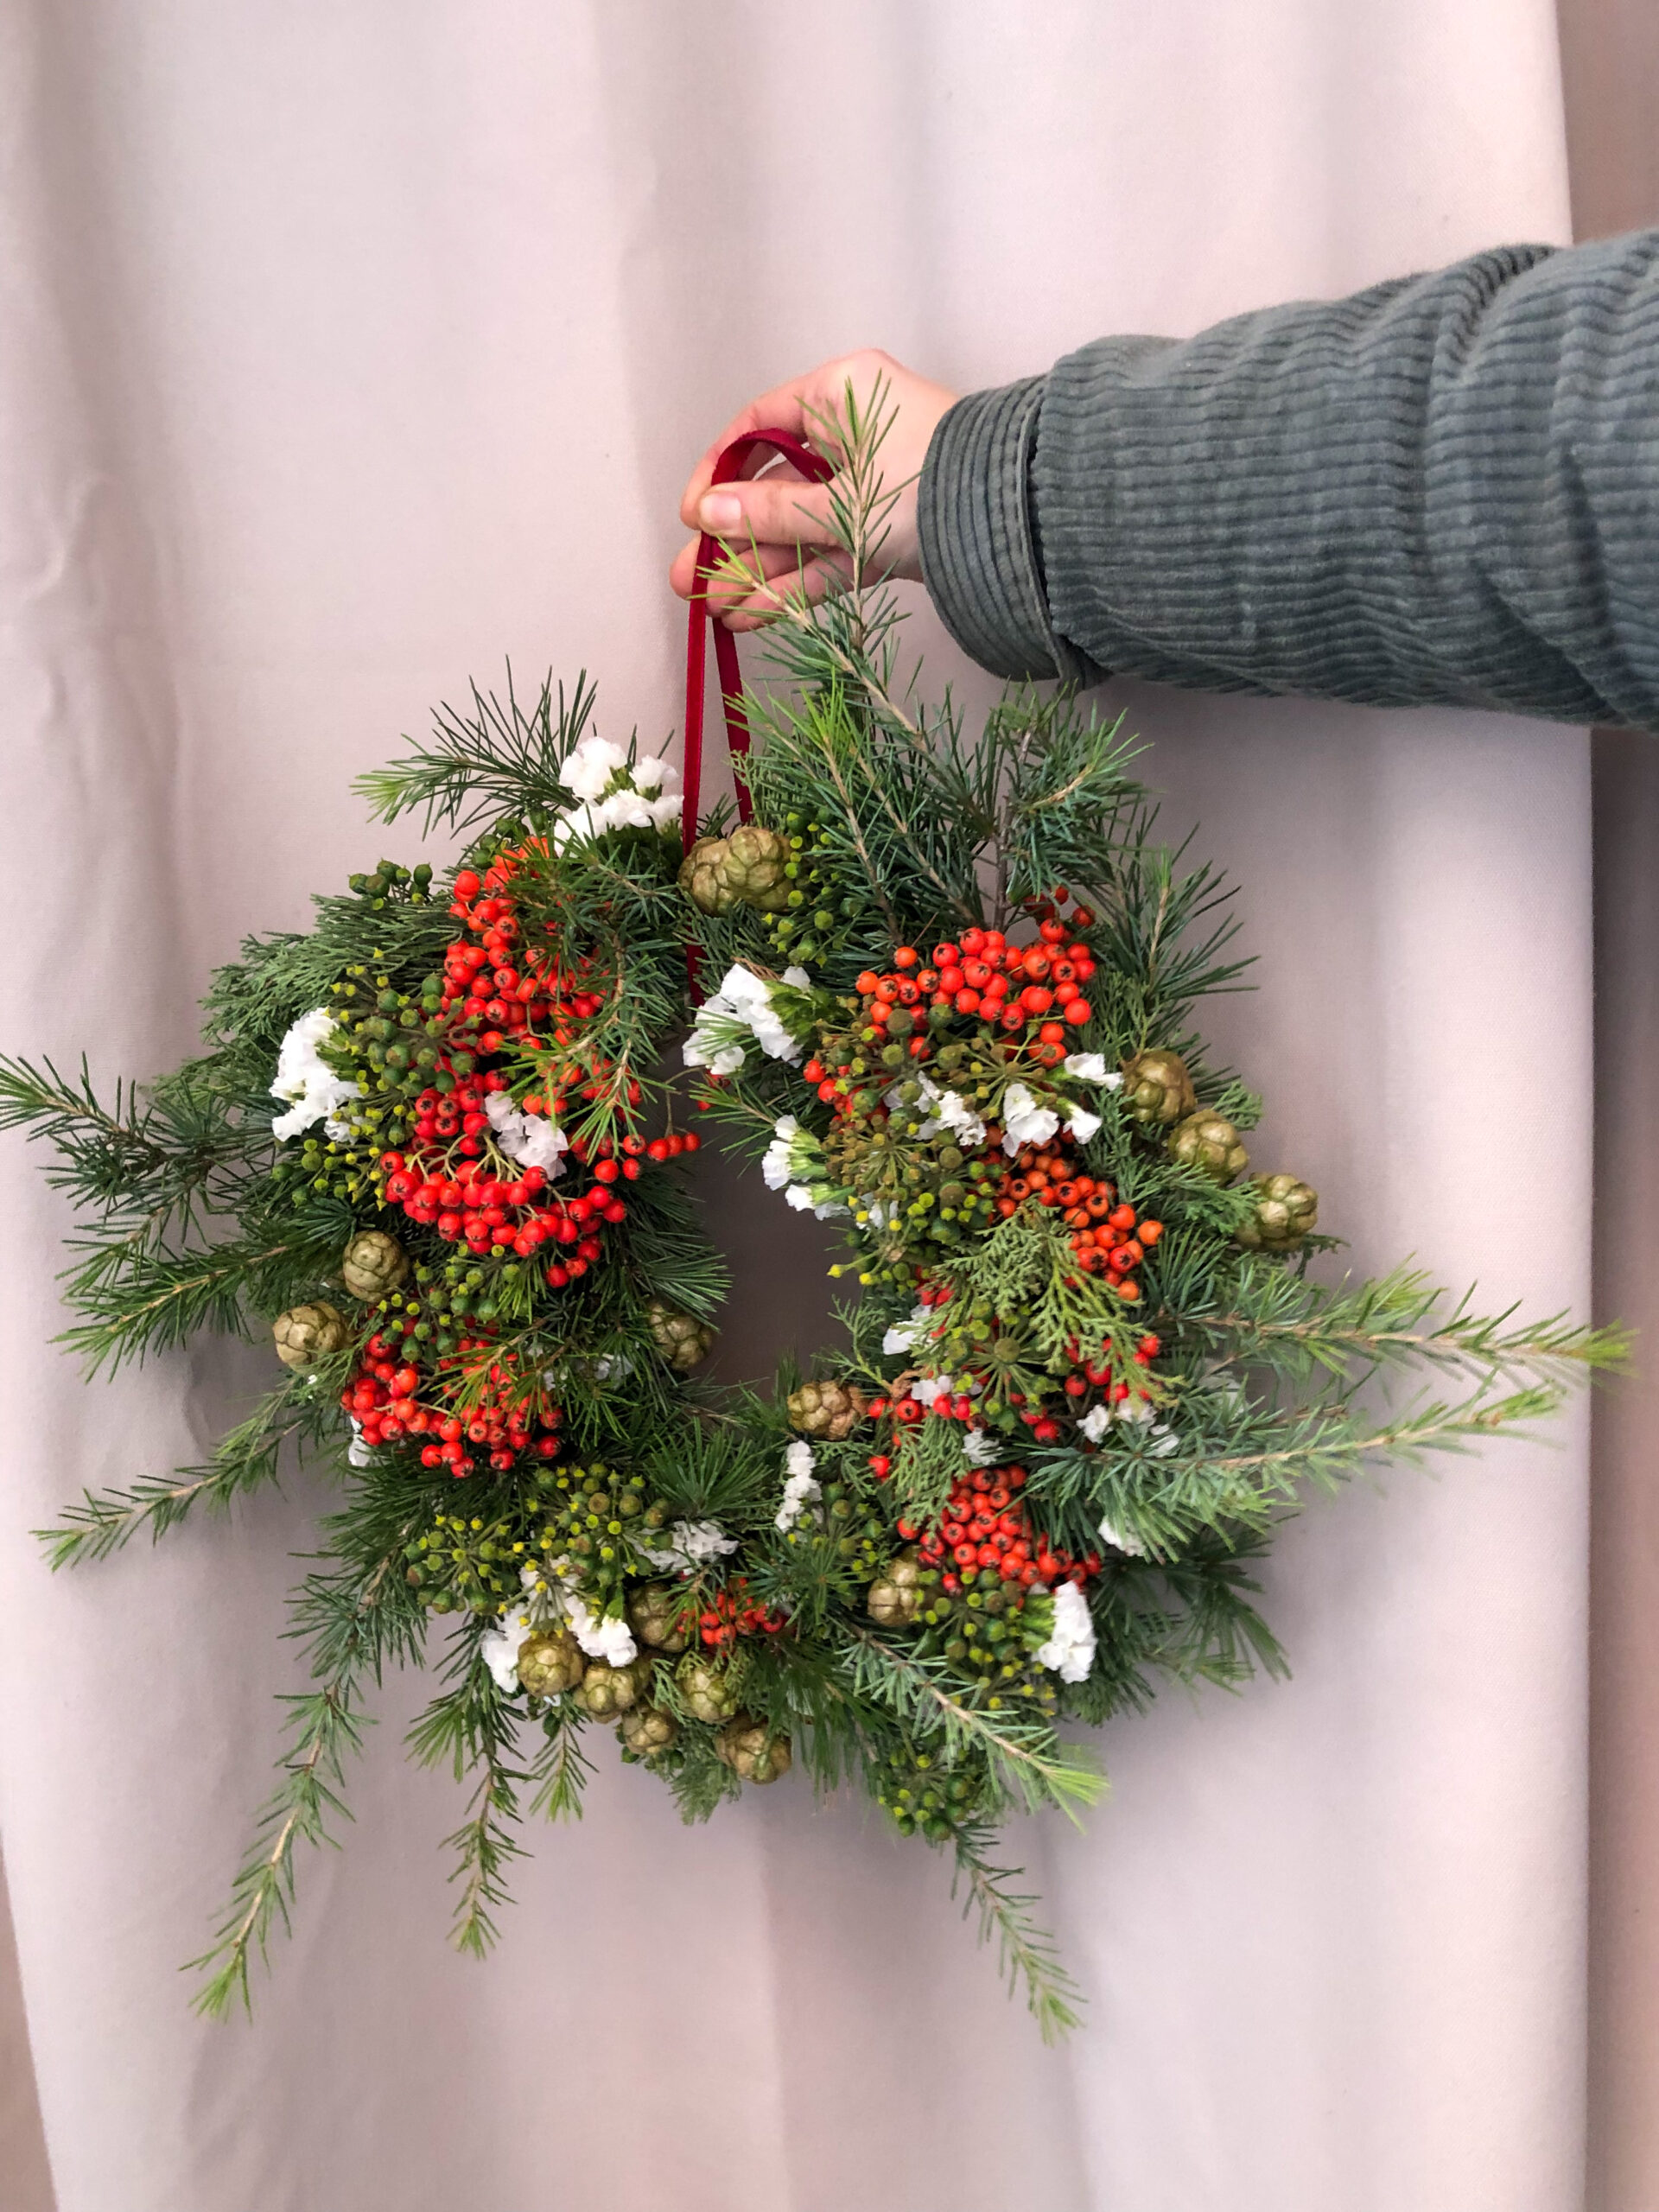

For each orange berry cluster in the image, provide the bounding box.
[896,1464,1102,1597]
[342,1317,562,1478]
[989,1131,1164,1300]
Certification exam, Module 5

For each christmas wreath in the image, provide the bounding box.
[3,407,1616,2037]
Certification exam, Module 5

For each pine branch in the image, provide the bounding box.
[408,1633,530,1956]
[527,1712,594,1822]
[845,1627,1103,1821]
[355,668,599,836]
[1188,1262,1630,1382]
[950,1825,1086,2042]
[189,1677,365,2018]
[58,1234,327,1375]
[442,1746,527,1958]
[190,1522,426,2015]
[36,1377,331,1567]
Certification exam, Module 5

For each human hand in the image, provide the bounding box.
[670,350,959,629]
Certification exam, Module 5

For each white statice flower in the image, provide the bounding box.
[484,1087,570,1178]
[1035,1580,1097,1683]
[270,1009,361,1142]
[1062,1053,1121,1088]
[962,1427,1005,1468]
[1097,1515,1149,1559]
[554,734,682,845]
[887,1076,988,1149]
[643,1519,740,1571]
[774,1439,822,1532]
[761,1115,802,1191]
[683,963,810,1074]
[346,1416,378,1470]
[1065,1104,1103,1145]
[881,1305,932,1357]
[564,1592,639,1667]
[913,1372,976,1408]
[1000,1082,1061,1155]
[592,1351,634,1383]
[862,1198,899,1230]
[784,1183,847,1219]
[480,1604,537,1693]
[559,734,627,801]
[1080,1397,1179,1457]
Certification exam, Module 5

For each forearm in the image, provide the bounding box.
[918,232,1659,729]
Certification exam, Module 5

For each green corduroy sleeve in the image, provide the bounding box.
[918,231,1659,730]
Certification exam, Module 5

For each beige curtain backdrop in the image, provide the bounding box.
[1555,3,1659,2205]
[0,4,1641,2208]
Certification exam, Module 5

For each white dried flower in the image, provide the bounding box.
[962,1427,1004,1468]
[270,1009,361,1142]
[644,1519,739,1571]
[683,964,810,1074]
[775,1439,822,1532]
[1000,1082,1060,1154]
[1062,1053,1121,1087]
[881,1305,931,1357]
[1097,1516,1148,1558]
[563,1592,639,1667]
[559,734,627,801]
[484,1087,569,1177]
[1035,1581,1096,1683]
[480,1605,537,1692]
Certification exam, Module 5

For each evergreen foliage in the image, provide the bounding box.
[3,392,1619,2037]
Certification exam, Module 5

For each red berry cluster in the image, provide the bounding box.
[696,1580,790,1650]
[988,1132,1164,1300]
[371,846,689,1290]
[896,1464,1102,1596]
[380,1092,626,1288]
[445,852,605,1053]
[1059,1331,1164,1412]
[341,1319,562,1478]
[851,899,1098,1072]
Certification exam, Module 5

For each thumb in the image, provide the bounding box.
[695,474,840,552]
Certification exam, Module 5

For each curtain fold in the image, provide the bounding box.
[0,6,1600,2208]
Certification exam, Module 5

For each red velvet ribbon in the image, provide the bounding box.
[681,429,836,852]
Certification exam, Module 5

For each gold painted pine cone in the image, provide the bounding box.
[1167,1109,1249,1184]
[573,1652,655,1719]
[340,1229,410,1301]
[646,1300,716,1374]
[619,1705,680,1758]
[866,1548,925,1629]
[1236,1173,1319,1249]
[1120,1048,1198,1129]
[272,1301,349,1370]
[517,1627,587,1700]
[715,1714,791,1785]
[786,1379,868,1440]
[627,1581,692,1654]
[676,1653,741,1725]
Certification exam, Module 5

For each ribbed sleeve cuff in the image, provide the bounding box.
[918,377,1100,685]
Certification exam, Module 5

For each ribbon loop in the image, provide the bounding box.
[681,429,836,852]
